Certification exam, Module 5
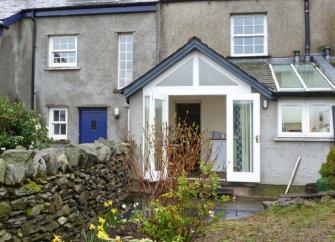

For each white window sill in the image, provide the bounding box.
[274,137,334,142]
[44,67,81,71]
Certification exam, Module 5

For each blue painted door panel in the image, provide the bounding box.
[79,108,107,143]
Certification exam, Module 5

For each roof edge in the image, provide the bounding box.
[124,37,274,99]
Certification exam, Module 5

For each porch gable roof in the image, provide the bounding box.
[123,37,274,99]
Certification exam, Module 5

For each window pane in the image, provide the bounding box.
[233,100,253,172]
[244,37,253,45]
[234,25,243,34]
[255,37,264,45]
[295,64,331,89]
[60,124,66,135]
[234,37,243,46]
[243,16,253,26]
[254,25,264,33]
[234,16,244,26]
[255,45,264,54]
[271,65,304,89]
[157,59,193,86]
[234,45,243,54]
[244,45,253,54]
[54,123,60,135]
[309,105,331,133]
[254,16,264,25]
[154,99,163,171]
[54,110,60,121]
[244,26,253,34]
[282,105,302,132]
[60,110,66,121]
[199,58,237,86]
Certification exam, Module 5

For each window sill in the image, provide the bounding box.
[44,67,81,71]
[49,139,70,144]
[274,137,334,142]
[228,55,271,59]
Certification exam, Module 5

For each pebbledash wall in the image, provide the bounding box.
[0,141,128,241]
[34,12,157,143]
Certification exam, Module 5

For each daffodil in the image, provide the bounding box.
[114,236,122,242]
[88,223,96,231]
[52,234,64,242]
[111,208,118,214]
[103,200,113,207]
[96,229,111,241]
[98,216,106,225]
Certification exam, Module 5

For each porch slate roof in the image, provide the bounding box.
[123,37,275,99]
[234,63,277,92]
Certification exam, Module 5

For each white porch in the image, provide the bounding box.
[141,51,261,183]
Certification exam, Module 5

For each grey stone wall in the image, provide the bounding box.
[0,141,128,241]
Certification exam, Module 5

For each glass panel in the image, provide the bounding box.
[154,99,164,171]
[60,124,66,135]
[282,105,302,132]
[199,59,237,86]
[54,110,60,122]
[54,123,60,135]
[271,65,304,89]
[295,64,331,89]
[233,100,253,172]
[60,110,66,121]
[157,60,193,86]
[91,120,97,131]
[144,96,150,170]
[309,105,331,133]
[118,33,133,87]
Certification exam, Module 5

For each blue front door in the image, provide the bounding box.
[79,108,107,143]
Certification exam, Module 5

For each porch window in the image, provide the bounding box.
[281,105,303,133]
[199,58,237,86]
[231,15,267,56]
[309,105,331,133]
[49,36,77,67]
[278,102,333,137]
[48,108,68,140]
[157,60,193,86]
[118,33,133,89]
[270,64,334,91]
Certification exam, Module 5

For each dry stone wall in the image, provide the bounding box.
[0,140,129,241]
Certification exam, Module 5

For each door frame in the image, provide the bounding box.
[226,93,260,182]
[78,107,108,144]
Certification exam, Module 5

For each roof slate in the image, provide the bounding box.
[0,0,156,20]
[235,63,277,92]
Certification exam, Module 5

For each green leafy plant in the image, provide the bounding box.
[137,162,230,242]
[0,97,49,151]
[320,147,335,188]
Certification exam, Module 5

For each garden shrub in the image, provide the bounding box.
[0,97,49,151]
[137,162,230,242]
[320,147,335,188]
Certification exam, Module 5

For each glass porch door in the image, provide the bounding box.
[226,94,260,182]
[143,93,169,181]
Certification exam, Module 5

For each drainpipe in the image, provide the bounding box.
[333,106,335,146]
[304,0,311,62]
[31,11,36,110]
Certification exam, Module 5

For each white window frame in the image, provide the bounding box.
[48,108,68,140]
[270,63,335,92]
[48,35,78,68]
[118,33,134,89]
[278,100,333,138]
[231,14,268,57]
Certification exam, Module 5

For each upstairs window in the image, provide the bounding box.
[231,15,267,57]
[49,36,77,68]
[48,108,68,140]
[118,33,133,89]
[270,64,334,91]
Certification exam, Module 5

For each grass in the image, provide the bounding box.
[202,198,335,242]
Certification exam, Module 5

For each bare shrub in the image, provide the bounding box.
[124,118,212,202]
